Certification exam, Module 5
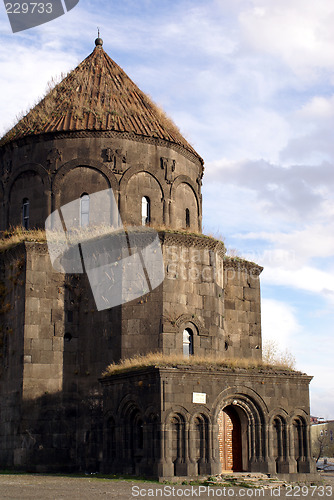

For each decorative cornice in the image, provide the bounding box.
[159,231,225,257]
[223,256,263,275]
[0,129,204,171]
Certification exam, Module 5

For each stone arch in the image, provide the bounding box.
[53,158,119,212]
[7,163,51,228]
[122,170,165,227]
[103,412,117,468]
[213,387,268,473]
[171,176,200,231]
[271,414,288,473]
[164,406,189,425]
[190,412,211,475]
[6,162,51,203]
[171,175,199,201]
[168,412,187,476]
[174,315,207,356]
[117,395,144,418]
[213,386,269,420]
[290,413,309,472]
[145,411,160,461]
[175,314,207,336]
[175,314,209,355]
[118,399,144,474]
[120,164,168,200]
[268,408,289,423]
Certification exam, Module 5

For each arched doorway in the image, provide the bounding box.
[218,405,243,472]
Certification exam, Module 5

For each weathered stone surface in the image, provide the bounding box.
[0,42,313,481]
[101,366,314,479]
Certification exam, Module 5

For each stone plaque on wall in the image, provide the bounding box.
[192,392,206,404]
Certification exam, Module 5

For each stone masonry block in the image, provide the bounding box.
[24,325,40,339]
[243,287,258,302]
[31,339,53,351]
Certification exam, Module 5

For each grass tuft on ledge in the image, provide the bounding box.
[102,352,298,378]
[0,225,225,253]
[0,227,47,252]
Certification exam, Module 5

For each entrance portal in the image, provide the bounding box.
[218,405,243,472]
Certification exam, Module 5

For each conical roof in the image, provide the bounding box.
[0,41,202,161]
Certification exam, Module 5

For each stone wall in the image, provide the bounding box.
[0,244,26,466]
[0,242,111,470]
[0,131,203,232]
[0,233,285,473]
[224,258,263,359]
[101,365,315,480]
[159,232,225,357]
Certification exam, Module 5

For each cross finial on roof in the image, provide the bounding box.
[95,28,103,47]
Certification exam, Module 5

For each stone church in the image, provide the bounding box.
[0,37,315,479]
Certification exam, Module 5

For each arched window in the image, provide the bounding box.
[22,198,29,229]
[186,208,190,228]
[141,196,150,225]
[80,193,90,227]
[183,328,194,357]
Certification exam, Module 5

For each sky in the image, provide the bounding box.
[0,0,333,418]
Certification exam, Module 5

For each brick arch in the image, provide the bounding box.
[52,158,119,201]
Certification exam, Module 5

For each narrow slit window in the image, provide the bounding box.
[80,193,90,227]
[142,196,150,225]
[185,208,190,228]
[183,328,194,357]
[22,198,29,229]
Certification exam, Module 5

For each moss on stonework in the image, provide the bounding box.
[102,352,300,378]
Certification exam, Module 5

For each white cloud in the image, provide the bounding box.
[261,298,301,350]
[242,223,334,264]
[262,266,334,301]
[205,159,334,223]
[280,94,334,164]
[239,0,334,78]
